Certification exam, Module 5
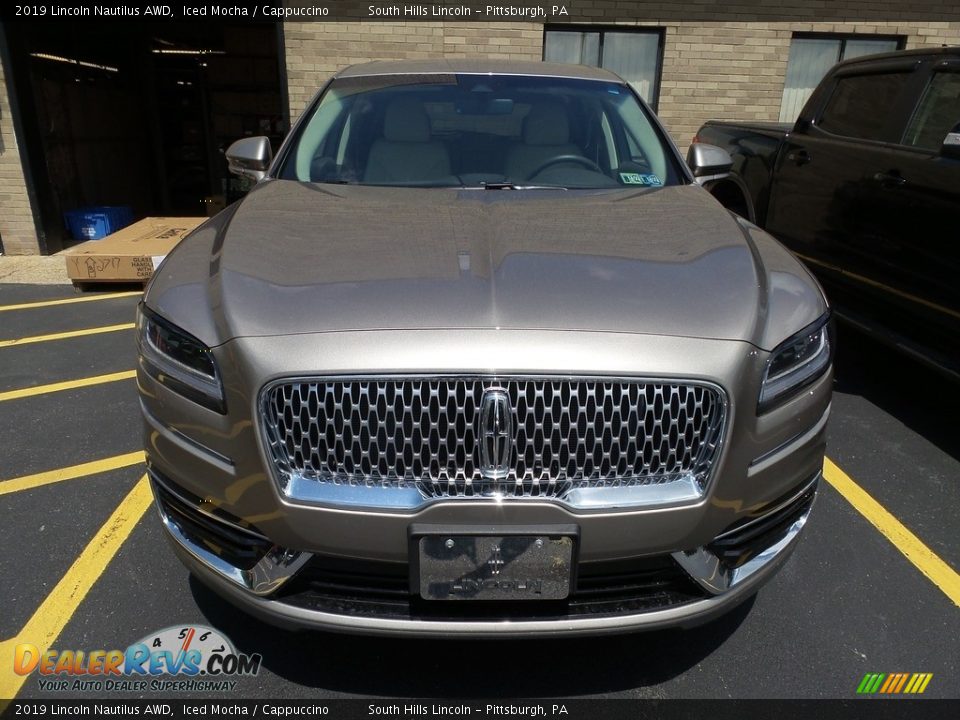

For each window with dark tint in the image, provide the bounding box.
[779,34,902,122]
[818,71,912,141]
[902,72,960,151]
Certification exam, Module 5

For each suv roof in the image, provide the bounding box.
[834,45,960,70]
[334,59,623,82]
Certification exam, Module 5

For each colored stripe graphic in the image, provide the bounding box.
[857,672,932,694]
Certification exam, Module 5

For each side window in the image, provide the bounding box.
[613,96,668,180]
[902,72,960,151]
[294,94,348,180]
[779,35,902,122]
[818,71,912,141]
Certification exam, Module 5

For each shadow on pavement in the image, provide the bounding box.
[832,323,960,462]
[190,575,755,697]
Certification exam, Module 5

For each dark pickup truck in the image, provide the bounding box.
[694,47,960,378]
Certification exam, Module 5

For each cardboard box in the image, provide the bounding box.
[63,217,204,283]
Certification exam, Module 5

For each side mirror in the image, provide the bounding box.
[226,136,272,181]
[941,124,960,160]
[686,143,733,185]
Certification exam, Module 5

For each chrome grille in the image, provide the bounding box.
[260,377,726,509]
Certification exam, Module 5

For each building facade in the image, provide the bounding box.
[2,1,959,255]
[0,55,40,257]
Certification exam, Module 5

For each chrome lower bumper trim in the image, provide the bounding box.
[672,474,818,595]
[153,472,817,634]
[562,472,703,509]
[150,473,311,596]
[171,535,785,638]
[282,469,706,511]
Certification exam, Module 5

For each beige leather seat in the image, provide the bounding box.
[364,99,451,183]
[504,101,582,181]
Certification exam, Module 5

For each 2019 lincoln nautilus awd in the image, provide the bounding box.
[137,60,832,637]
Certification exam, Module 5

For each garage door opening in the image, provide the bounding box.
[3,21,287,254]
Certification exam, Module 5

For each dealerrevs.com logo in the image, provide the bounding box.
[14,625,261,692]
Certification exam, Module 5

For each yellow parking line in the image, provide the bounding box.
[0,291,141,313]
[0,370,137,403]
[0,323,135,348]
[0,452,145,497]
[823,457,960,607]
[0,474,153,700]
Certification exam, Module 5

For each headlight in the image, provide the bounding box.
[136,304,226,413]
[758,314,832,414]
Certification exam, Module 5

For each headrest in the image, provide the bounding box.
[383,98,431,143]
[523,102,570,146]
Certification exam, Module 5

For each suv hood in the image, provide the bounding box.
[160,181,770,343]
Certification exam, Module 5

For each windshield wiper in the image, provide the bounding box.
[478,181,567,191]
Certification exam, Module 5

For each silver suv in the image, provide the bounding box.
[137,60,832,637]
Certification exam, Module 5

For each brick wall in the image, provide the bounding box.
[283,4,960,152]
[657,19,960,149]
[0,58,39,255]
[2,3,959,255]
[283,21,543,116]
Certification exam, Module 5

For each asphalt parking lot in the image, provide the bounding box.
[0,282,957,701]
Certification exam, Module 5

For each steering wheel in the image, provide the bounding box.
[526,154,604,180]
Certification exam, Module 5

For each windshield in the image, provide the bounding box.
[276,73,686,189]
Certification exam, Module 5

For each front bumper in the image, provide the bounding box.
[140,328,830,636]
[151,465,819,637]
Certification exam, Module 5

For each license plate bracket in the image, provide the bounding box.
[410,524,578,601]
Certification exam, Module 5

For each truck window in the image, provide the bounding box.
[818,71,912,142]
[902,72,960,151]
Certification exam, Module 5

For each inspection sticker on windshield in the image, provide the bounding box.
[620,172,663,186]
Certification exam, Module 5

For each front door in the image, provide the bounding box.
[860,63,960,370]
[764,63,952,359]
